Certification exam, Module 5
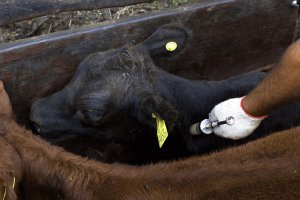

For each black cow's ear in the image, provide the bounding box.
[140,24,192,57]
[139,95,178,129]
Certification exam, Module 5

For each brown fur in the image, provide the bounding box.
[1,81,300,199]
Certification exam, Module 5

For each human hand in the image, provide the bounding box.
[209,97,266,140]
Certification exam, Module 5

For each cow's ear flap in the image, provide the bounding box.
[140,24,191,57]
[139,95,178,129]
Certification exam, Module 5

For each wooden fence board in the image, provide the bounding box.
[0,0,151,25]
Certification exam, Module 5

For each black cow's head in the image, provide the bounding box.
[30,25,190,141]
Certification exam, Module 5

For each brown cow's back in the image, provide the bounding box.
[0,81,300,199]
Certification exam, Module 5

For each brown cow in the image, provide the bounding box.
[0,81,300,199]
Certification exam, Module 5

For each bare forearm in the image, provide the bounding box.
[243,40,300,116]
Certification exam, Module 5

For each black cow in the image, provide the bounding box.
[30,26,300,164]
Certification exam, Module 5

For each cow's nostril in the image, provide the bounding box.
[31,122,41,135]
[36,127,41,134]
[30,98,45,122]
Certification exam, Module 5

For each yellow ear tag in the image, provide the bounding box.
[2,183,7,200]
[165,41,178,52]
[12,177,15,189]
[152,113,168,148]
[2,177,15,200]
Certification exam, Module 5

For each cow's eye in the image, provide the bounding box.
[75,94,110,125]
[83,110,104,123]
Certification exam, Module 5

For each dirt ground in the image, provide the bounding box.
[0,0,193,43]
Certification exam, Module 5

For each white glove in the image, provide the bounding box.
[209,97,267,140]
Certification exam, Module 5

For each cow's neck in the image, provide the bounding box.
[155,70,232,126]
[0,117,201,199]
[1,117,108,198]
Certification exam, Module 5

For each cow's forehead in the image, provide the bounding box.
[68,45,159,104]
[84,46,157,84]
[90,46,157,75]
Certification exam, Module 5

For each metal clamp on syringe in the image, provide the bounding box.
[189,117,235,135]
